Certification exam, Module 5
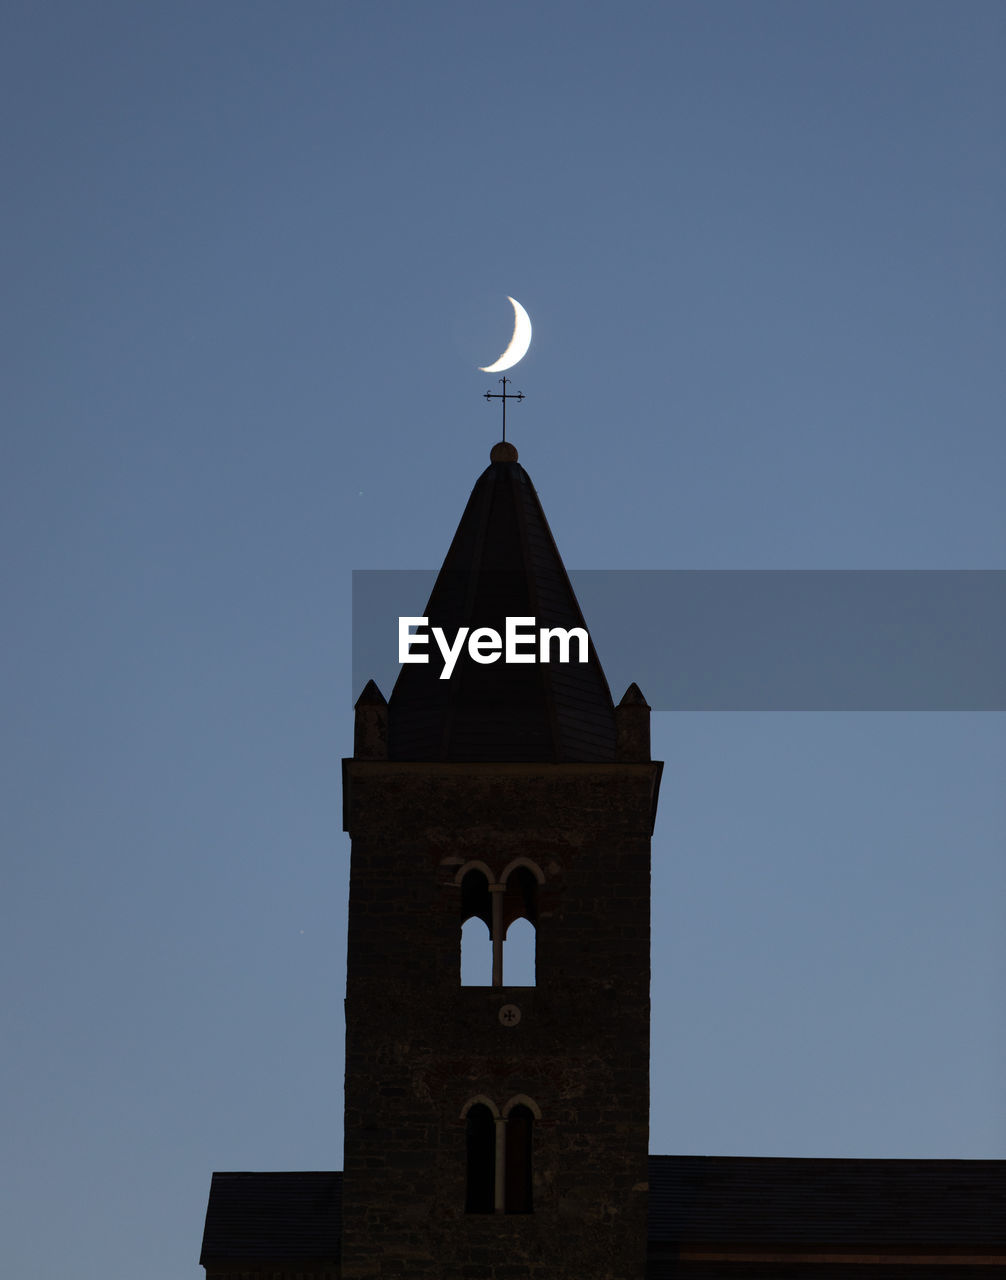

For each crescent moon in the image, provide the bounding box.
[479,296,532,372]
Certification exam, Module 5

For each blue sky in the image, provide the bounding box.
[2,4,1003,1278]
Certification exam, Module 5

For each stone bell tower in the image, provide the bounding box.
[340,441,662,1280]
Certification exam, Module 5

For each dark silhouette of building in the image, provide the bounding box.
[200,442,1006,1278]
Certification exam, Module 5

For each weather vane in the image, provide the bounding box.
[479,295,532,444]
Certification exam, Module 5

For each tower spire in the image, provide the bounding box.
[387,447,619,762]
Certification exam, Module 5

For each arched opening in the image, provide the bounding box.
[502,865,537,987]
[460,868,493,987]
[460,917,492,986]
[503,918,535,986]
[465,1104,496,1213]
[504,1105,533,1214]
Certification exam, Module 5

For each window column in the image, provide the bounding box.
[489,884,504,986]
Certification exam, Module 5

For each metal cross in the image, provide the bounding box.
[484,376,524,443]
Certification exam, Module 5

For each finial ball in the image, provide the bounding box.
[490,441,519,463]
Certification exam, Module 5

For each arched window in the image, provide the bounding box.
[460,917,492,986]
[502,864,538,987]
[464,1103,496,1213]
[456,861,544,988]
[460,868,493,987]
[503,918,535,986]
[463,1095,539,1215]
[504,1104,534,1214]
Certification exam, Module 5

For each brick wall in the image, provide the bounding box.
[340,761,659,1280]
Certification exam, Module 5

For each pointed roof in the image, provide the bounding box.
[387,442,617,762]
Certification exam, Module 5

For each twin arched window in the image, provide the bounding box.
[459,861,542,987]
[463,1097,537,1214]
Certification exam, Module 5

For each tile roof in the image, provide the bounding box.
[387,451,617,762]
[646,1265,1006,1279]
[648,1153,1006,1246]
[199,1170,341,1266]
[199,1156,1006,1269]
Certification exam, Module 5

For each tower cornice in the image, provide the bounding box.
[342,757,663,837]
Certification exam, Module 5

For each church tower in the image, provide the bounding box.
[340,441,662,1280]
[200,439,1006,1279]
